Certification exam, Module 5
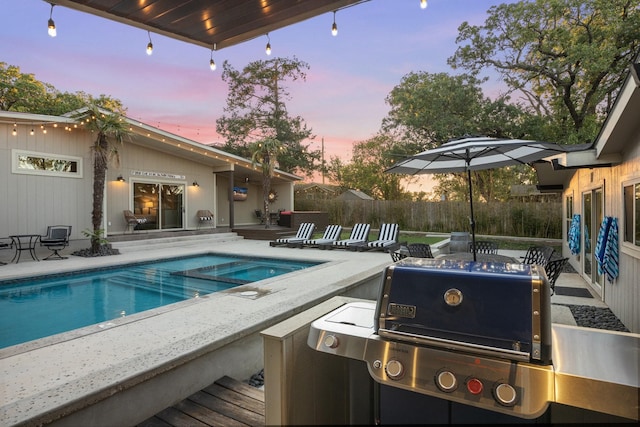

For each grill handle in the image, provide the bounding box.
[378,328,531,362]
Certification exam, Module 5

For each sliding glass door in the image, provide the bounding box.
[133,182,184,230]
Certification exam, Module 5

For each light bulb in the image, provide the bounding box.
[210,59,216,71]
[266,42,271,55]
[332,12,338,36]
[48,19,56,37]
[146,31,153,55]
[47,4,56,37]
[420,0,428,9]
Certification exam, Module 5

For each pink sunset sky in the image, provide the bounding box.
[4,0,516,188]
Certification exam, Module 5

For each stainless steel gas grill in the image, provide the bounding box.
[307,258,639,424]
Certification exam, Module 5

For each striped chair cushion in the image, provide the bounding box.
[367,223,399,248]
[333,223,370,246]
[275,222,315,243]
[303,225,342,245]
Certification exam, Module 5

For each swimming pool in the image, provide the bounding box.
[0,254,321,349]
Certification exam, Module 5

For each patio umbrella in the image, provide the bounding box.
[386,136,566,260]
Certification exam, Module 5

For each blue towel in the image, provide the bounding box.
[602,218,619,283]
[595,217,612,275]
[568,214,581,255]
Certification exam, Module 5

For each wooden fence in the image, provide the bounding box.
[294,199,562,239]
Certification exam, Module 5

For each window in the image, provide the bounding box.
[12,149,82,178]
[623,182,640,247]
[565,194,573,242]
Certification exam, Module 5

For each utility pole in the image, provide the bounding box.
[322,137,325,184]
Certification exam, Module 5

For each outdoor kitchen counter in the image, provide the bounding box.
[551,324,639,421]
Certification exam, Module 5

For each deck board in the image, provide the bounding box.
[138,376,265,427]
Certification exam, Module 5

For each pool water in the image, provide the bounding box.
[0,254,321,349]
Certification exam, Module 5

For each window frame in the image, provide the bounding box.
[622,180,640,248]
[11,149,83,178]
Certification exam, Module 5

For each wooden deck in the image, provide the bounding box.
[137,376,265,427]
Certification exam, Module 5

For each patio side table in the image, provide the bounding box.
[9,234,41,263]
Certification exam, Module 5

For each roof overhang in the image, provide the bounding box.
[50,0,368,50]
[1,110,300,185]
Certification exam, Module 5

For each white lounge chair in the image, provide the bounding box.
[355,223,399,252]
[269,222,316,247]
[327,223,370,249]
[293,224,343,248]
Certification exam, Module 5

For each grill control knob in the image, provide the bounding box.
[385,359,404,379]
[323,335,339,349]
[436,370,457,392]
[466,377,483,395]
[494,383,517,406]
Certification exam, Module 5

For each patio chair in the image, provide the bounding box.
[40,225,72,260]
[269,222,316,247]
[328,223,371,250]
[544,257,569,294]
[356,223,399,252]
[407,243,433,258]
[123,210,147,233]
[390,248,408,262]
[196,210,214,229]
[469,240,498,254]
[521,246,555,267]
[0,238,12,265]
[293,224,342,248]
[255,209,265,224]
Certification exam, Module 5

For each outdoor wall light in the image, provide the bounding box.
[420,0,428,9]
[209,43,217,71]
[265,33,272,55]
[47,3,57,37]
[116,175,125,182]
[192,181,199,187]
[331,11,338,36]
[146,31,153,55]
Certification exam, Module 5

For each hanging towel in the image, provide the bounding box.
[602,218,619,283]
[595,217,612,275]
[568,214,581,255]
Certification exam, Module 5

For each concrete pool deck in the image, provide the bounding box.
[0,234,394,426]
[0,234,601,426]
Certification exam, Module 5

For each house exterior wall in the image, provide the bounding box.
[105,141,218,233]
[562,137,640,333]
[0,123,94,240]
[1,117,297,240]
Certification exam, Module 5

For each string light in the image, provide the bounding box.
[209,43,217,71]
[146,31,153,55]
[331,11,338,36]
[265,33,271,55]
[420,0,428,9]
[47,3,56,37]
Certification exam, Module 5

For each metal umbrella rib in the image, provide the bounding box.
[386,136,567,261]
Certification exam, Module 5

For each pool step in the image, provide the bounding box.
[111,232,244,253]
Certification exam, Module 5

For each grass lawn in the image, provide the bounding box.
[310,231,561,252]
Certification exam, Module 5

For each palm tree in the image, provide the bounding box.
[250,138,284,228]
[73,103,129,253]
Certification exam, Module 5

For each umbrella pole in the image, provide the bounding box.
[467,168,477,261]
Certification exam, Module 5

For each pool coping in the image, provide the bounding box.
[0,239,392,426]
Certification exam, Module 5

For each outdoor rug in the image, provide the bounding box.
[554,286,593,298]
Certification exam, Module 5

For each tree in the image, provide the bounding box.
[216,57,319,177]
[68,103,130,253]
[0,62,56,112]
[382,71,533,202]
[448,0,640,145]
[327,134,409,200]
[250,138,284,227]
